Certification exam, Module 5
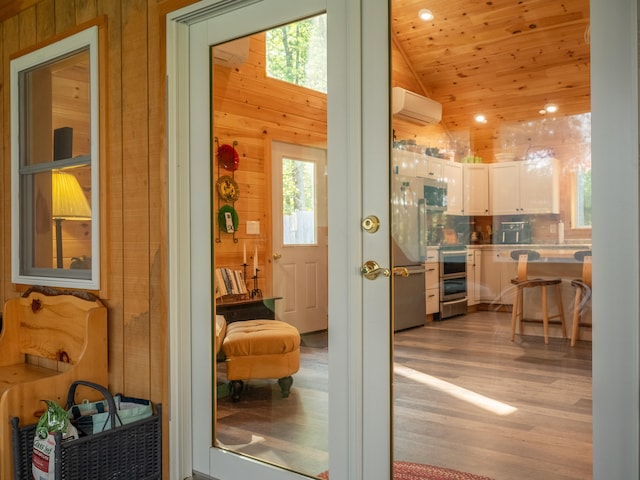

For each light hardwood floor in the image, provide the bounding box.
[215,310,592,479]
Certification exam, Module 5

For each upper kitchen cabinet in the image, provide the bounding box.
[393,149,419,177]
[463,164,490,216]
[444,162,463,215]
[417,155,444,181]
[444,163,489,216]
[490,158,560,215]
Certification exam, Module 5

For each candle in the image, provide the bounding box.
[254,246,258,277]
[243,242,247,264]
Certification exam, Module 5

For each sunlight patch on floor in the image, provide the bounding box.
[394,364,518,416]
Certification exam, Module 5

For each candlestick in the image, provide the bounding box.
[243,242,247,264]
[254,246,258,276]
[251,268,262,298]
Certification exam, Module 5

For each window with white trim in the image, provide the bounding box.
[11,27,100,289]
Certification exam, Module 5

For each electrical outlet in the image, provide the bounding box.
[550,223,557,233]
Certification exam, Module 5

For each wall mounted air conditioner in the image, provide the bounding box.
[213,37,250,67]
[392,87,442,125]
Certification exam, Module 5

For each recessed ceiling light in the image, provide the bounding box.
[418,9,434,21]
[474,114,487,124]
[544,103,558,113]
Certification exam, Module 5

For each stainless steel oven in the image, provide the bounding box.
[439,246,468,318]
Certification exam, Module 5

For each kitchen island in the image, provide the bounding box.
[471,244,591,342]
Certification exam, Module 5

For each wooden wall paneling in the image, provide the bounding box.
[17,6,35,49]
[121,0,151,400]
[54,0,75,34]
[1,17,19,301]
[75,0,98,24]
[262,136,273,295]
[34,0,54,43]
[0,2,38,24]
[0,18,8,305]
[147,2,169,474]
[146,0,168,414]
[97,0,125,396]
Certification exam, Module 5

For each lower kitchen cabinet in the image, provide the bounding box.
[425,261,439,315]
[480,248,517,305]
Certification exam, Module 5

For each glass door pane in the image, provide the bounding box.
[391,0,592,478]
[212,18,329,478]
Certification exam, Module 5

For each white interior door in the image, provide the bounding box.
[272,141,328,333]
[167,0,392,479]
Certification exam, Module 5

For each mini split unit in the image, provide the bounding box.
[392,87,442,125]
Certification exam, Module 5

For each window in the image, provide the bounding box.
[574,166,592,228]
[282,158,316,245]
[266,14,327,93]
[11,27,100,289]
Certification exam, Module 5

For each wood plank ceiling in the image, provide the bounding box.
[392,0,590,130]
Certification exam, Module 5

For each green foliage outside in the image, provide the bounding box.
[266,15,327,93]
[282,159,314,216]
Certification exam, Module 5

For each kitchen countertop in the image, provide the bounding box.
[431,243,591,250]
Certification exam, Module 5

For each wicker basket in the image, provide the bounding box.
[11,404,162,480]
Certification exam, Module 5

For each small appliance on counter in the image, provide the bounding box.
[497,221,532,244]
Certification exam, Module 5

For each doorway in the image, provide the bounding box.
[271,141,328,334]
[165,1,640,479]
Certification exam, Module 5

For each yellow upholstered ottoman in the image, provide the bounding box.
[222,319,300,401]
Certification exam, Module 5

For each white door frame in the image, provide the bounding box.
[591,1,639,478]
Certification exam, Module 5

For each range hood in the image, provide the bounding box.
[392,87,442,125]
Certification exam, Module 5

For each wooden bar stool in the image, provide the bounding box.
[571,253,592,346]
[510,250,566,344]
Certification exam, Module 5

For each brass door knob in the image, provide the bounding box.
[360,260,391,280]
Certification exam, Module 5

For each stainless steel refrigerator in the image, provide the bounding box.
[391,175,427,331]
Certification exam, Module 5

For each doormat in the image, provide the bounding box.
[318,461,494,480]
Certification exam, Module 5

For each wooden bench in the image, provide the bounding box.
[0,287,108,479]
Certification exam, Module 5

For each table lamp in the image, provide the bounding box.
[52,170,91,268]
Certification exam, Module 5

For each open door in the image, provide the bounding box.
[167,0,392,479]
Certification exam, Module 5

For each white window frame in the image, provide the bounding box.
[10,27,100,290]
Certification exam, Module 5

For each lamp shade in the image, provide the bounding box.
[52,170,91,220]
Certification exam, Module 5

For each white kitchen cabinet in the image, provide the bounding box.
[479,248,517,305]
[444,162,463,215]
[466,248,482,306]
[392,149,419,177]
[490,158,559,215]
[443,163,489,216]
[417,155,444,181]
[463,164,490,215]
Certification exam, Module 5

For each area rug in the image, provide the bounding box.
[318,461,494,480]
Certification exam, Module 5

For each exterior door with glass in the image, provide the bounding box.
[167,0,391,479]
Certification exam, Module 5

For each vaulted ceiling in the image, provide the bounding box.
[392,0,591,131]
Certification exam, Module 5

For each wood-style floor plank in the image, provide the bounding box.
[214,310,592,479]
